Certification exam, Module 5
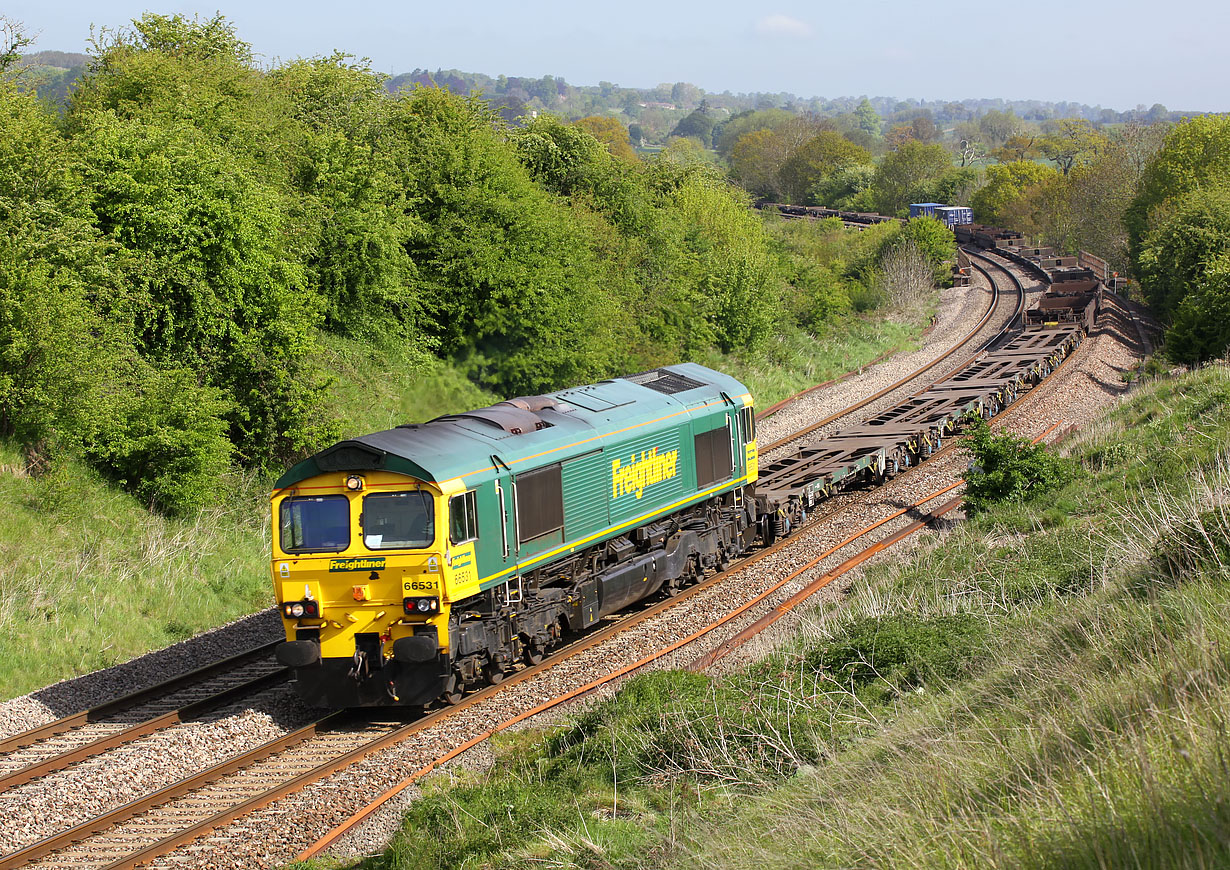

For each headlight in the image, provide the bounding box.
[283,600,319,619]
[416,599,431,613]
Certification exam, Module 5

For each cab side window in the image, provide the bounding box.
[450,491,478,544]
[740,406,756,442]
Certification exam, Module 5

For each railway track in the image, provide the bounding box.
[0,256,1077,869]
[297,301,1090,861]
[0,644,286,793]
[760,246,1029,462]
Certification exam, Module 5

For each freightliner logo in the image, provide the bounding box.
[611,448,679,500]
[328,557,387,572]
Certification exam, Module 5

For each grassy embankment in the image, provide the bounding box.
[320,364,1230,870]
[0,303,924,702]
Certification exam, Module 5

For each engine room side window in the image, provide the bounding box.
[694,423,734,489]
[515,463,564,544]
[363,490,434,550]
[280,495,349,553]
[449,491,478,544]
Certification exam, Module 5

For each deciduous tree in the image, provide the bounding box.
[872,141,951,215]
[777,131,870,203]
[978,109,1022,147]
[911,114,938,143]
[668,107,714,147]
[1125,115,1230,262]
[1136,185,1230,326]
[572,115,637,161]
[854,98,881,137]
[0,15,32,73]
[970,160,1058,226]
[991,133,1039,163]
[1038,118,1104,176]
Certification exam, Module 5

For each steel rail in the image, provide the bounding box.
[0,640,281,756]
[17,404,990,869]
[0,709,356,870]
[759,246,1018,455]
[298,317,1086,862]
[0,666,289,794]
[692,414,1067,671]
[1,507,837,870]
[2,246,1069,870]
[963,247,1030,338]
[298,414,1072,861]
[294,481,970,861]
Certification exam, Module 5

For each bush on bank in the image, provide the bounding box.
[0,13,930,516]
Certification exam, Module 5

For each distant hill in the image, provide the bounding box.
[22,50,90,70]
[16,51,90,105]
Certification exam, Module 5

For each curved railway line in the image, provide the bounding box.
[759,245,1031,462]
[0,250,1124,869]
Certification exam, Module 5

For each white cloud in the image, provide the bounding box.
[754,14,814,38]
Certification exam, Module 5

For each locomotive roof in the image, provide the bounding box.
[273,363,751,492]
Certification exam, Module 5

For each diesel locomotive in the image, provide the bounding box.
[272,364,758,707]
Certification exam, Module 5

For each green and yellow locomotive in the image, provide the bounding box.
[271,364,758,707]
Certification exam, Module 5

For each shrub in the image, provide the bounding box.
[808,613,988,691]
[84,365,235,515]
[963,416,1077,515]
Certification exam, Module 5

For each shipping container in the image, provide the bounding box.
[909,202,945,218]
[934,206,974,229]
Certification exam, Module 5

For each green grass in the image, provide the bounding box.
[324,364,1230,870]
[317,335,499,434]
[0,444,271,699]
[318,313,929,431]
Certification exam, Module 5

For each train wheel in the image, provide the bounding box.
[524,643,544,666]
[486,664,506,686]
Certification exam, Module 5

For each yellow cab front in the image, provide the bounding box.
[271,470,456,706]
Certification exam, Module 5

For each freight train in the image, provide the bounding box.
[956,223,1103,332]
[765,202,900,227]
[769,202,1104,331]
[272,216,1103,710]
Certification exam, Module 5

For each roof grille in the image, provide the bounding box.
[624,368,706,395]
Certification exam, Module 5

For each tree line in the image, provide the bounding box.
[23,49,1197,150]
[0,13,958,517]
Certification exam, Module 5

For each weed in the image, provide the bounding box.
[963,416,1078,515]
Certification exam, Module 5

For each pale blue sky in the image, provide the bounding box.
[14,1,1228,111]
